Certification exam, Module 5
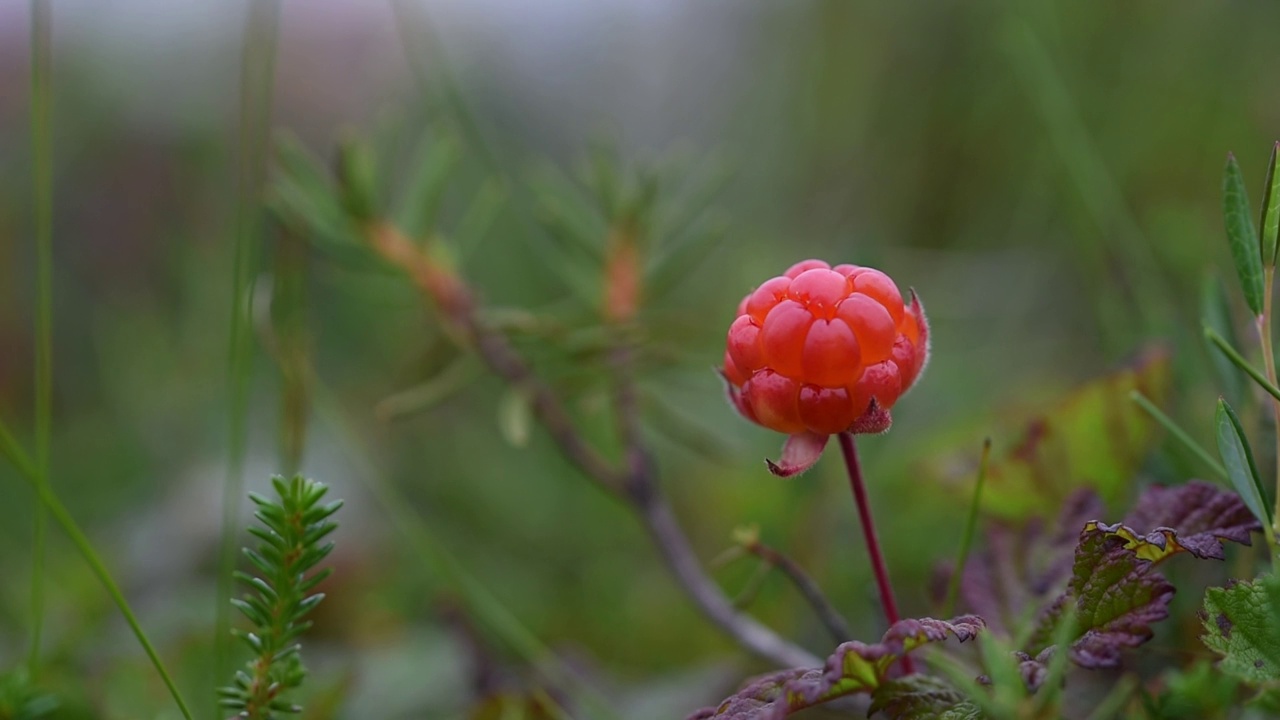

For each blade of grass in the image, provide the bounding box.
[1223,153,1265,315]
[942,438,990,617]
[215,0,281,706]
[1130,390,1227,481]
[1205,326,1280,402]
[1202,274,1246,409]
[389,0,505,187]
[1215,399,1274,540]
[27,0,53,676]
[0,419,193,719]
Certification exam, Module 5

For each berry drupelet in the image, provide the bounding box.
[722,259,928,475]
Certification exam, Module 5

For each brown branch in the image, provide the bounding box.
[739,536,852,645]
[365,222,818,669]
[608,332,819,668]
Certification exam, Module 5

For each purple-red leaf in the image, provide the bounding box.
[1123,480,1262,560]
[688,616,984,719]
[765,432,829,477]
[1057,526,1176,668]
[958,489,1102,635]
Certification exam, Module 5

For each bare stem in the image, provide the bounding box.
[1263,266,1280,542]
[836,432,913,674]
[366,225,817,668]
[636,496,819,667]
[741,537,852,644]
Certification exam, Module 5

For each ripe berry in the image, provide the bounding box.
[723,259,928,436]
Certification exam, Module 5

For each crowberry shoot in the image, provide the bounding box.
[723,259,928,476]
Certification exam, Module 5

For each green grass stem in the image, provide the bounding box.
[0,420,193,720]
[1205,326,1280,402]
[1130,390,1228,481]
[214,0,281,706]
[27,0,53,676]
[942,438,990,618]
[312,385,619,720]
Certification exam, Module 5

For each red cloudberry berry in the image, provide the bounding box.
[722,259,929,475]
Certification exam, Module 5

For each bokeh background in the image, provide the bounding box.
[1,1,1280,717]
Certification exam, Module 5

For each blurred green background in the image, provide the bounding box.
[1,1,1278,717]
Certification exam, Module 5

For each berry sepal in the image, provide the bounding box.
[765,431,829,478]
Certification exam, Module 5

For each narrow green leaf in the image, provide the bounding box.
[1202,274,1247,408]
[1215,399,1272,528]
[373,356,480,422]
[395,133,461,239]
[1205,327,1280,402]
[1262,142,1280,267]
[454,180,505,259]
[1224,153,1264,314]
[336,136,379,222]
[943,438,991,617]
[1129,390,1227,480]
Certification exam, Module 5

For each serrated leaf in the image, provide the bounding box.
[1224,153,1264,315]
[1026,482,1259,668]
[869,675,984,720]
[1215,399,1272,527]
[1201,574,1280,685]
[1054,526,1175,668]
[1118,480,1261,561]
[1261,143,1280,267]
[687,616,984,719]
[934,348,1171,519]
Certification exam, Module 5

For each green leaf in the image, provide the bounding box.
[1205,328,1280,403]
[935,348,1171,519]
[1141,661,1240,720]
[1201,275,1246,410]
[1130,390,1226,480]
[336,135,380,223]
[394,132,461,239]
[1215,399,1272,528]
[869,676,984,720]
[1261,143,1280,267]
[1224,153,1264,315]
[689,616,985,718]
[1201,574,1280,686]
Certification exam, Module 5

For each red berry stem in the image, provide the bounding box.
[837,432,914,675]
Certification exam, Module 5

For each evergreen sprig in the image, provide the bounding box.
[218,475,342,720]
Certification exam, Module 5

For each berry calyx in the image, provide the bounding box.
[723,259,928,438]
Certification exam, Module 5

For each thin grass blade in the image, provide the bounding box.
[1202,274,1247,408]
[1205,327,1280,402]
[1130,390,1227,480]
